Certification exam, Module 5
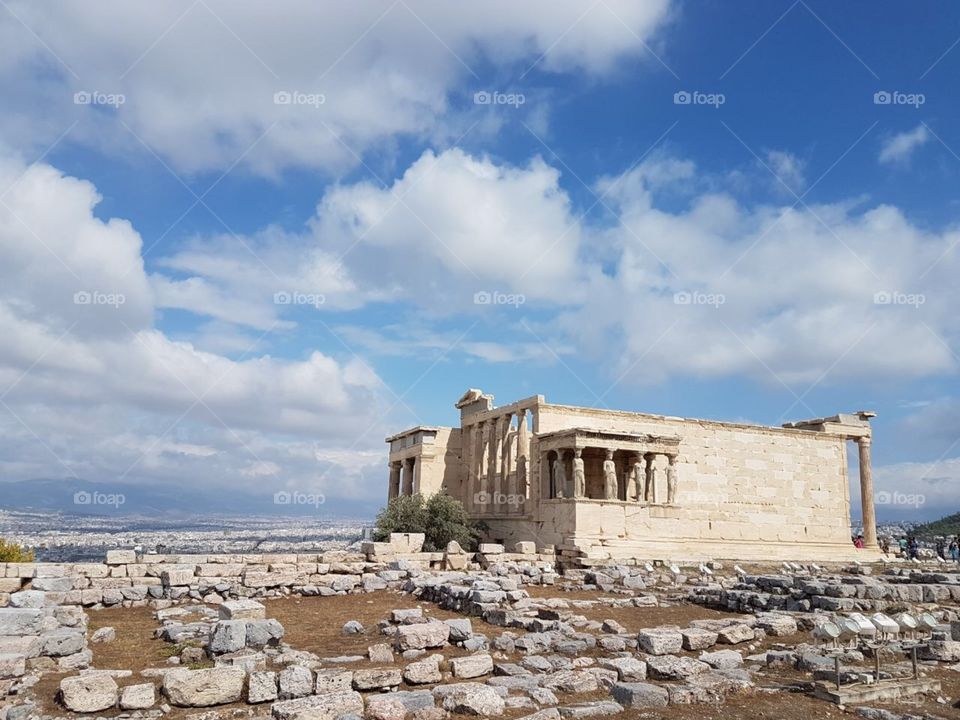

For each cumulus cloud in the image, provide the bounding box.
[0,0,672,175]
[879,125,930,165]
[0,153,392,502]
[160,148,586,318]
[564,158,960,388]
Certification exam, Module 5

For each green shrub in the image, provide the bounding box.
[0,539,35,562]
[374,493,482,552]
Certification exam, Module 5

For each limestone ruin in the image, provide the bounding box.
[387,389,879,562]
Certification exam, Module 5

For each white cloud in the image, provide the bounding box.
[161,148,587,319]
[879,125,930,165]
[0,153,393,502]
[0,0,672,175]
[563,158,960,387]
[765,150,806,194]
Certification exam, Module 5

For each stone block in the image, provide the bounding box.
[162,666,245,707]
[60,673,119,712]
[717,624,755,645]
[395,621,449,651]
[353,667,402,691]
[0,608,42,636]
[271,692,364,720]
[636,627,682,655]
[208,620,246,654]
[0,653,26,679]
[314,668,354,694]
[610,683,669,708]
[120,683,156,710]
[681,627,718,650]
[106,550,137,565]
[218,599,266,620]
[515,542,537,554]
[451,653,493,679]
[248,671,278,703]
[279,665,313,699]
[479,543,504,555]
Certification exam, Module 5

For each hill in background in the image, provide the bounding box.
[912,511,960,538]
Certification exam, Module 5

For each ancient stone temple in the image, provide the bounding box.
[385,389,878,562]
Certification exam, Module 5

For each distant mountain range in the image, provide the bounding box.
[0,478,380,519]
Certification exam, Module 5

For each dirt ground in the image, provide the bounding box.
[24,590,960,720]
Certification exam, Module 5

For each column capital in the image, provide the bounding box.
[858,435,872,447]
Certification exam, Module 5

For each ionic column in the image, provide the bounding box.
[666,454,678,505]
[858,436,877,548]
[401,457,415,496]
[516,409,529,508]
[388,461,401,500]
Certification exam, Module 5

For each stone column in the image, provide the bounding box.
[643,453,657,503]
[858,436,878,548]
[666,454,678,505]
[388,461,401,500]
[516,409,529,507]
[479,420,491,495]
[499,413,512,497]
[401,457,415,496]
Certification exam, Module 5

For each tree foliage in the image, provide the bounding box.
[373,493,482,552]
[0,538,35,562]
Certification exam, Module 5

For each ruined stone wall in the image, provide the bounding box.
[519,403,857,562]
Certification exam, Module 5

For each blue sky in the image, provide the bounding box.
[1,1,958,520]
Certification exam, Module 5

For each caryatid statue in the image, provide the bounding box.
[602,449,618,500]
[666,455,678,505]
[643,453,657,503]
[553,452,567,499]
[625,454,641,501]
[572,449,586,498]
